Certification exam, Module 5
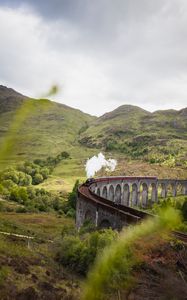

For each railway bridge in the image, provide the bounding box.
[76,176,187,230]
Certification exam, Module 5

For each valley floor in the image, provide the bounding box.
[0,210,187,299]
[0,152,186,299]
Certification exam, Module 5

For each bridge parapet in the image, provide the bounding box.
[91,177,187,208]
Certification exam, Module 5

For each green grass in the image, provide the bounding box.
[0,235,32,257]
[0,212,74,240]
[0,209,80,298]
[39,146,98,192]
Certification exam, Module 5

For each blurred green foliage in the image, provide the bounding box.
[82,208,181,300]
[0,101,36,161]
[57,228,118,275]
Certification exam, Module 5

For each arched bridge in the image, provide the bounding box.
[76,176,187,230]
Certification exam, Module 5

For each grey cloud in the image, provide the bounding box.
[0,0,187,115]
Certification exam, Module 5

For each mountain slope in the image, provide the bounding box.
[79,105,187,165]
[0,86,186,168]
[0,85,28,114]
[0,86,95,161]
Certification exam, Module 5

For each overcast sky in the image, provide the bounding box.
[0,0,187,116]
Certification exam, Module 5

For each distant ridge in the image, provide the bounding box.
[98,105,150,123]
[79,103,187,166]
[0,86,186,165]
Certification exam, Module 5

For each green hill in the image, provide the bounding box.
[79,105,187,166]
[0,86,186,170]
[0,85,95,163]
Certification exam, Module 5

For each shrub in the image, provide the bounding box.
[16,206,28,213]
[33,173,43,185]
[0,169,19,184]
[18,172,32,186]
[66,208,76,218]
[10,187,28,204]
[60,151,70,159]
[57,235,94,274]
[57,229,118,275]
[67,180,79,210]
[1,179,17,190]
[79,219,96,234]
[10,187,20,202]
[40,167,50,179]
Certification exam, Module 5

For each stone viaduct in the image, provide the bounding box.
[76,176,187,230]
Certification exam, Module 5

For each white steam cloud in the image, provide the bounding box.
[85,152,117,178]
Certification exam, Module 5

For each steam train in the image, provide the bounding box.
[83,176,158,187]
[84,178,96,186]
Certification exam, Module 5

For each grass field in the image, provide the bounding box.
[0,211,80,299]
[0,211,74,240]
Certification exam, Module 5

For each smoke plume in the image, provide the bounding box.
[85,152,117,178]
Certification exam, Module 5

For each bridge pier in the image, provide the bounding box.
[183,184,187,195]
[161,183,167,198]
[151,183,158,204]
[172,184,177,197]
[141,183,148,208]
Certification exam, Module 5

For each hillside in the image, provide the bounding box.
[0,86,186,180]
[0,86,28,114]
[79,105,187,166]
[0,85,95,162]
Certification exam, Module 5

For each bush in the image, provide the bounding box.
[40,167,50,179]
[0,169,19,184]
[33,173,43,185]
[57,235,94,274]
[57,229,118,275]
[60,151,70,159]
[34,151,70,169]
[1,179,17,190]
[67,180,79,210]
[0,164,66,213]
[18,172,32,186]
[52,197,64,211]
[66,208,76,218]
[16,206,28,213]
[10,187,28,204]
[79,219,96,234]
